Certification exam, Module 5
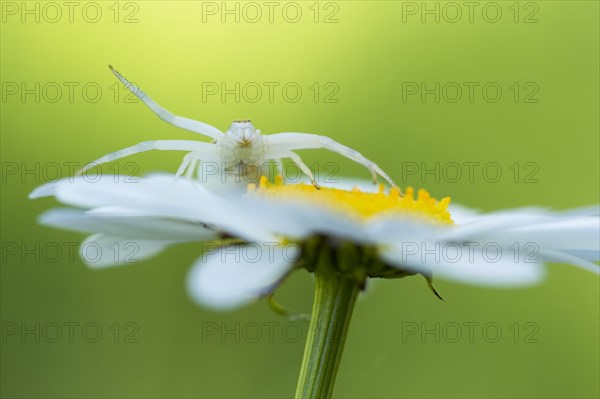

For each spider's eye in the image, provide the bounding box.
[229,121,256,138]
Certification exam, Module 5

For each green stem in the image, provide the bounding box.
[294,265,361,399]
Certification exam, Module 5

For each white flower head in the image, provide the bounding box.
[30,173,600,310]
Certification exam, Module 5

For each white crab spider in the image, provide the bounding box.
[83,65,398,192]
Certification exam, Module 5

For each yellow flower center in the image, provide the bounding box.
[248,176,453,225]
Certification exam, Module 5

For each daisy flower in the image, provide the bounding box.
[30,173,599,398]
[30,174,599,305]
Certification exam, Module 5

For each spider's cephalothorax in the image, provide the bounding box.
[215,121,268,188]
[82,66,399,193]
[219,120,264,161]
[226,120,259,144]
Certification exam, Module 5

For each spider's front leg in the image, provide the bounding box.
[109,65,224,141]
[176,151,214,179]
[78,140,219,175]
[287,151,320,189]
[265,132,400,195]
[262,150,319,189]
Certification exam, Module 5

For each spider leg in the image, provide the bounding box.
[268,150,319,189]
[80,140,218,173]
[175,152,195,178]
[273,158,283,179]
[109,65,224,141]
[266,132,399,192]
[176,152,207,179]
[185,158,199,179]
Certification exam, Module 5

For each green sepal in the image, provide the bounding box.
[424,275,444,301]
[267,294,311,322]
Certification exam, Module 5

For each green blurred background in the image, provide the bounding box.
[1,1,598,398]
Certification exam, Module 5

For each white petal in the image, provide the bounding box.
[40,208,216,242]
[240,195,369,242]
[37,174,274,242]
[557,204,600,217]
[53,174,207,212]
[447,203,481,224]
[537,250,600,274]
[80,234,173,268]
[560,250,600,261]
[365,216,446,245]
[455,216,600,254]
[186,242,298,310]
[505,217,600,252]
[86,206,158,217]
[380,242,545,287]
[29,179,65,199]
[442,212,556,240]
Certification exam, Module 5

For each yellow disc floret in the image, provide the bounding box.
[248,176,453,225]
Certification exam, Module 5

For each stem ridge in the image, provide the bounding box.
[294,252,361,399]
